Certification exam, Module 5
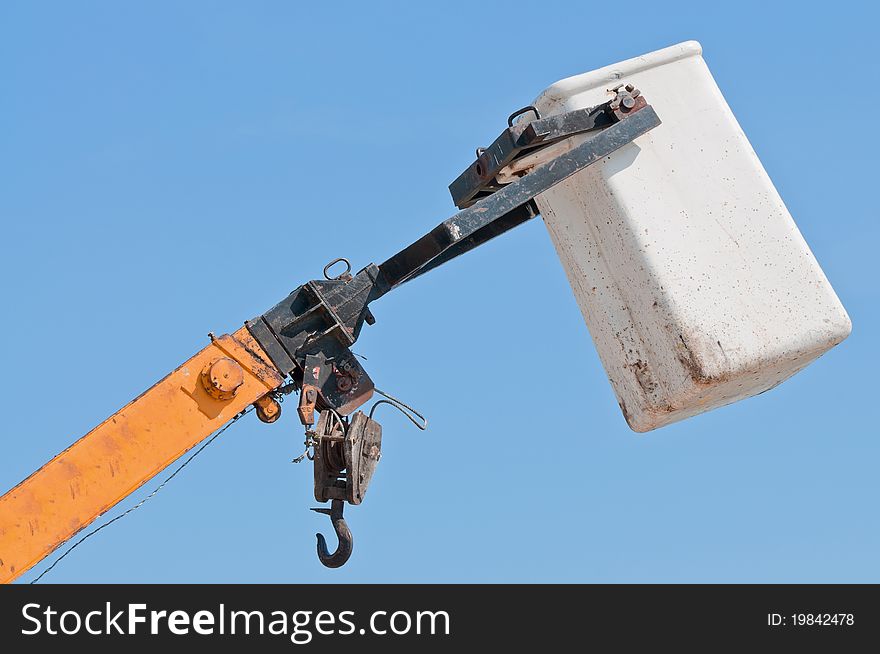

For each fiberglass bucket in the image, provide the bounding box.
[530,41,850,431]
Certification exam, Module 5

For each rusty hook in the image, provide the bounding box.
[311,499,353,568]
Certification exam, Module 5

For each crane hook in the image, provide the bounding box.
[311,499,353,568]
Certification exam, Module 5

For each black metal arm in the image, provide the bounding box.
[246,93,660,417]
[376,102,659,294]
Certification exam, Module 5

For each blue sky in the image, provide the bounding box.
[1,1,877,582]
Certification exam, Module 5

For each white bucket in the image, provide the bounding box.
[531,41,850,431]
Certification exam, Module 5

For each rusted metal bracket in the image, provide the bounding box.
[298,384,319,426]
[246,274,379,426]
[449,84,650,209]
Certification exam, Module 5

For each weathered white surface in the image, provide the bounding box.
[532,41,851,432]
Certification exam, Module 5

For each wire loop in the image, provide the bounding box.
[368,387,428,430]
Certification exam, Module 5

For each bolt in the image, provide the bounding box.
[200,357,244,400]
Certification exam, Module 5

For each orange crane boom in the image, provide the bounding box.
[0,327,283,583]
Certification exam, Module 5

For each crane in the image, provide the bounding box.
[0,41,851,581]
[0,84,659,582]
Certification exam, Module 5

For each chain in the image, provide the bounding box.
[291,431,318,464]
[291,408,346,464]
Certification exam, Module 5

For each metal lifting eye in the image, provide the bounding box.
[323,257,352,281]
[507,104,540,127]
[311,499,353,568]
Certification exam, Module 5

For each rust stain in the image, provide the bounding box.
[676,334,729,385]
[629,359,658,396]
